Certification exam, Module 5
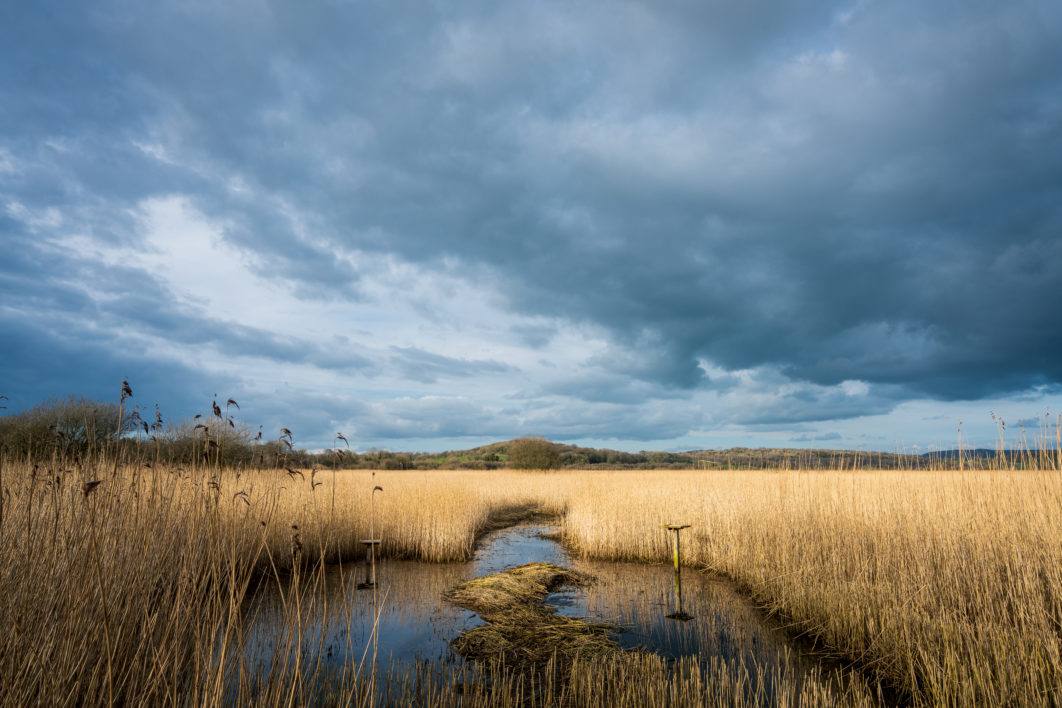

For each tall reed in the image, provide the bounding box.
[3,446,1062,705]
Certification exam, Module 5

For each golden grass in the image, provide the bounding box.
[560,470,1062,705]
[2,461,1061,705]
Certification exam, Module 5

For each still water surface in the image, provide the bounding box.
[240,524,878,700]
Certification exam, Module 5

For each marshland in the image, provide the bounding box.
[2,394,1062,706]
[9,0,1062,704]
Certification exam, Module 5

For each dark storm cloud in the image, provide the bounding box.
[3,0,1062,446]
[0,307,238,417]
[0,290,375,425]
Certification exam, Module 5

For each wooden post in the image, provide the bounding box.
[664,524,693,622]
[664,524,690,570]
[357,539,381,589]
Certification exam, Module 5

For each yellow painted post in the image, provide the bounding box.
[664,524,690,569]
[664,524,693,622]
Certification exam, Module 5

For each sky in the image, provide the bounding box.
[2,0,1061,453]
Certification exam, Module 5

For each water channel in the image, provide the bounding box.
[239,523,891,703]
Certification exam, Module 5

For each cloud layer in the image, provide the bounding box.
[2,0,1061,450]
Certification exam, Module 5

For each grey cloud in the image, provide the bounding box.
[0,230,375,373]
[346,394,703,444]
[0,308,241,418]
[731,391,896,426]
[536,370,691,404]
[789,432,843,443]
[251,392,373,446]
[1015,416,1053,430]
[514,397,706,442]
[389,346,516,384]
[126,286,363,372]
[510,323,557,349]
[711,368,904,426]
[351,396,512,440]
[3,0,1062,447]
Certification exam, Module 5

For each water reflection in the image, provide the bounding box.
[666,568,695,622]
[241,558,473,676]
[239,524,882,703]
[473,524,569,575]
[549,559,796,662]
[240,523,567,677]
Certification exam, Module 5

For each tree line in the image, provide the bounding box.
[4,394,1045,471]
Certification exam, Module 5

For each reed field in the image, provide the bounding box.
[2,452,1061,705]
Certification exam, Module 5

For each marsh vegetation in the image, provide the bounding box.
[2,392,1062,706]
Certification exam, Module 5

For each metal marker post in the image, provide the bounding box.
[664,524,690,570]
[664,524,693,622]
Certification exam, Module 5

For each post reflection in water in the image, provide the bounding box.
[241,558,477,679]
[666,567,694,622]
[238,523,572,679]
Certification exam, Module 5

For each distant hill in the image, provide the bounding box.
[308,439,1058,471]
[923,449,1000,459]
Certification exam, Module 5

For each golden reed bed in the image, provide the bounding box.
[1,462,1059,705]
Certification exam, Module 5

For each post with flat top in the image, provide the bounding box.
[357,539,381,589]
[664,524,690,569]
[664,524,693,622]
[359,484,384,591]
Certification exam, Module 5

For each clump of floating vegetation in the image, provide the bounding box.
[446,562,619,669]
